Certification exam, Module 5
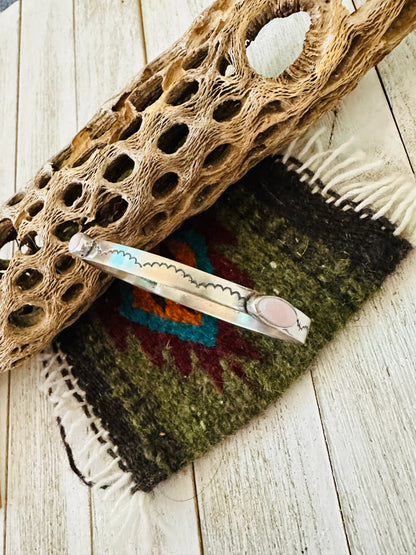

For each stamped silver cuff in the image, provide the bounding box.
[69,232,310,344]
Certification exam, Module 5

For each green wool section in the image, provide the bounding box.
[80,321,262,473]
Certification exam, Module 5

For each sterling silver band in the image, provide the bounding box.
[69,232,310,344]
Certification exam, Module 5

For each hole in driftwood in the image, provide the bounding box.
[152,173,179,199]
[119,116,143,141]
[50,144,74,170]
[72,145,98,168]
[203,144,231,168]
[112,92,130,112]
[244,145,266,164]
[183,46,209,70]
[15,268,43,290]
[158,124,189,154]
[8,193,24,207]
[0,219,16,277]
[0,218,17,247]
[27,201,44,218]
[246,12,311,78]
[166,79,199,106]
[143,212,167,235]
[129,74,164,112]
[11,358,26,368]
[36,173,51,189]
[193,184,216,208]
[213,99,242,122]
[218,57,235,77]
[63,183,83,207]
[54,221,79,242]
[20,231,42,255]
[8,304,44,328]
[62,283,84,303]
[0,259,9,273]
[255,124,279,144]
[55,254,75,274]
[95,195,128,227]
[259,100,285,118]
[104,154,135,183]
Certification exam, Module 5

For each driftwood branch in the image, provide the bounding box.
[0,0,415,370]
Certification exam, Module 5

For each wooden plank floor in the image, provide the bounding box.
[0,1,415,553]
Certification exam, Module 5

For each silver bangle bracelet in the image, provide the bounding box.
[69,232,311,345]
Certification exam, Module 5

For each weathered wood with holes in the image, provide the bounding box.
[1,0,416,372]
[4,2,90,554]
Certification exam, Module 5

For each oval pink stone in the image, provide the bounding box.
[256,297,297,329]
[68,233,83,254]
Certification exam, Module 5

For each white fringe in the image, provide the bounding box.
[38,345,156,554]
[280,129,416,245]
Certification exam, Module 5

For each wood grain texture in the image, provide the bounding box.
[4,1,90,553]
[195,374,350,555]
[310,45,416,555]
[91,467,201,555]
[353,0,416,171]
[312,253,416,553]
[374,40,416,171]
[0,1,19,550]
[308,3,416,551]
[74,0,146,128]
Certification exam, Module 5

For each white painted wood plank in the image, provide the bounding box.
[142,0,210,59]
[0,2,20,552]
[140,1,350,553]
[73,1,200,552]
[74,0,146,129]
[377,35,416,169]
[149,468,201,555]
[312,250,416,554]
[0,1,19,206]
[353,0,416,170]
[306,2,416,552]
[5,1,91,553]
[91,467,200,555]
[195,374,349,555]
[308,16,416,554]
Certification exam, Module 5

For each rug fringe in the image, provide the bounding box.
[280,129,416,245]
[38,345,156,553]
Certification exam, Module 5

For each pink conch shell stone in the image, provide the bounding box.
[68,233,83,254]
[256,297,297,328]
[68,232,95,258]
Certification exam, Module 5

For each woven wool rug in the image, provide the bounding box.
[40,131,415,543]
